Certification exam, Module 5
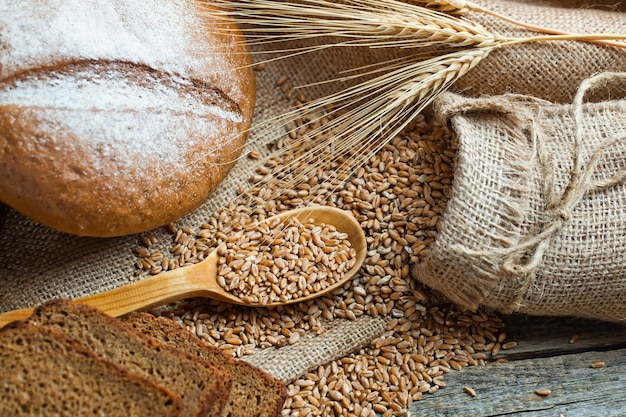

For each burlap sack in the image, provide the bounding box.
[1,0,625,380]
[413,72,626,323]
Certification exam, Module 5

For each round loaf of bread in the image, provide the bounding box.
[0,0,255,237]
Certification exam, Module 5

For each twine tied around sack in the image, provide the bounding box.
[449,72,626,311]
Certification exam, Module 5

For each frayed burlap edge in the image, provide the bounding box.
[244,315,389,383]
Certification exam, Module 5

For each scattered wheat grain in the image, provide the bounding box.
[535,389,552,397]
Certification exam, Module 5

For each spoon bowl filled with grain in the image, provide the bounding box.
[216,206,366,305]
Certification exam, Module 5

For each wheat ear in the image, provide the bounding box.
[209,0,503,49]
[412,0,626,50]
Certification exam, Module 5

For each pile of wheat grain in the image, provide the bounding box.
[130,77,518,415]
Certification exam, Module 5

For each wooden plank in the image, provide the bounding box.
[408,347,626,416]
[496,314,626,361]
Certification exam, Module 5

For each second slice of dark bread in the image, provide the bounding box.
[124,312,288,417]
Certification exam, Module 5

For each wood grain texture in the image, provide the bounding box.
[409,347,626,416]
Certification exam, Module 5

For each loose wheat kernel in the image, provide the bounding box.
[502,341,518,350]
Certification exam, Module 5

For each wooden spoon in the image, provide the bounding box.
[0,206,366,327]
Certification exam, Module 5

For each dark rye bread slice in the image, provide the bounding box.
[0,321,182,417]
[124,312,288,417]
[27,300,231,417]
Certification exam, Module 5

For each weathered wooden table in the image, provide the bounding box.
[409,314,626,416]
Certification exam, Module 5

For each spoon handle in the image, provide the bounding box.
[74,268,213,317]
[0,267,210,328]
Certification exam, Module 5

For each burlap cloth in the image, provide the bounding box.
[1,0,625,380]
